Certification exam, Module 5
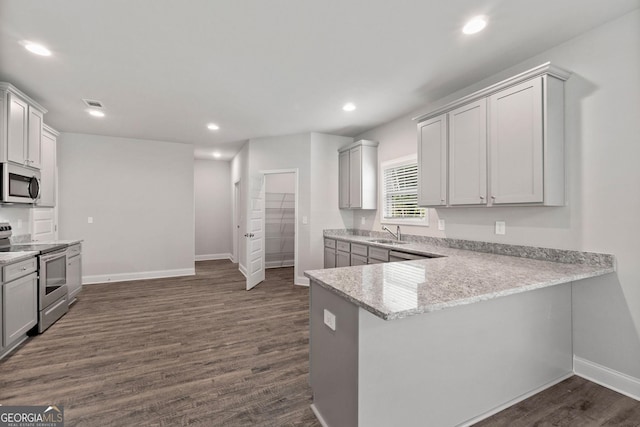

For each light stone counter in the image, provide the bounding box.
[0,251,39,265]
[305,232,614,320]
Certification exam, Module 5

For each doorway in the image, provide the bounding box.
[245,169,298,290]
[264,173,296,269]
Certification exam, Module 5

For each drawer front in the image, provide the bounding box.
[3,257,38,283]
[368,247,389,262]
[351,243,368,256]
[336,241,351,253]
[67,244,82,257]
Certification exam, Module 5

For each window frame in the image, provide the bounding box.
[379,154,429,227]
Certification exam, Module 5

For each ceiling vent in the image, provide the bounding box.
[82,99,104,109]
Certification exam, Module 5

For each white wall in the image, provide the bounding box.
[194,159,232,260]
[355,10,640,383]
[57,133,195,283]
[309,132,354,270]
[231,142,249,268]
[231,132,352,284]
[0,207,32,237]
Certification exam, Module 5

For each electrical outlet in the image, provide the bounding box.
[438,219,445,231]
[302,216,308,225]
[17,219,22,229]
[495,221,506,235]
[323,309,336,331]
[361,216,366,225]
[88,216,94,224]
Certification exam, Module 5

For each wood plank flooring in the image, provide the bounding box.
[1,260,638,426]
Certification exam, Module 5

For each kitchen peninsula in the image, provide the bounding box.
[305,231,615,427]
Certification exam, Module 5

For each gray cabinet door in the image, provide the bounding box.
[489,77,543,204]
[448,99,487,205]
[418,114,447,206]
[336,251,350,268]
[348,146,362,209]
[324,248,336,269]
[338,150,350,209]
[3,272,37,348]
[350,254,368,266]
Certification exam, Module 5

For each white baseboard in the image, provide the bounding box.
[195,253,232,261]
[574,356,640,401]
[458,372,574,427]
[310,404,329,427]
[266,260,294,268]
[83,268,195,285]
[295,276,309,287]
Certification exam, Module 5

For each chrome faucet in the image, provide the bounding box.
[382,225,401,241]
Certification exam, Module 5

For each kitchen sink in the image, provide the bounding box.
[367,239,409,245]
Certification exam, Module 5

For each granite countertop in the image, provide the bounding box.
[0,251,39,265]
[305,232,615,320]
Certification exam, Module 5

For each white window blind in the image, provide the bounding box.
[381,158,427,224]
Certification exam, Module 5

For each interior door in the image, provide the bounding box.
[245,173,265,290]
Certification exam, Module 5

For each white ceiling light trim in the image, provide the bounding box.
[88,109,105,117]
[463,16,488,35]
[343,102,356,112]
[212,152,221,158]
[23,41,52,56]
[207,123,220,130]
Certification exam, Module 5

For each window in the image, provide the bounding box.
[380,155,428,226]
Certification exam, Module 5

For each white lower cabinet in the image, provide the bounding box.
[3,271,37,348]
[324,247,336,268]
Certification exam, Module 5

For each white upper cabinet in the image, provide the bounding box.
[338,140,378,210]
[1,83,47,170]
[37,125,58,207]
[414,63,570,208]
[417,114,447,206]
[7,93,28,165]
[448,99,487,206]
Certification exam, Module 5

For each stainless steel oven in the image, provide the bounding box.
[1,163,41,203]
[38,248,68,332]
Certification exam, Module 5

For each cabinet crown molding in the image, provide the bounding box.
[43,124,59,136]
[0,82,47,114]
[338,139,379,153]
[413,62,570,123]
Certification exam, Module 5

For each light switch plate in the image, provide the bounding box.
[323,309,336,331]
[88,216,94,224]
[438,219,445,231]
[495,221,506,235]
[302,216,308,225]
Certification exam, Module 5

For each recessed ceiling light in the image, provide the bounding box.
[463,16,488,35]
[207,123,220,131]
[88,110,105,118]
[24,42,52,56]
[343,103,356,112]
[212,152,222,159]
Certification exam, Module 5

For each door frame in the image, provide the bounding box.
[258,168,299,286]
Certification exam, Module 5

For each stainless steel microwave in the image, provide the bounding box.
[1,163,41,203]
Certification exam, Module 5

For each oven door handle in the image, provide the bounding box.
[40,250,67,262]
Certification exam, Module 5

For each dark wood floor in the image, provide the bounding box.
[1,260,638,426]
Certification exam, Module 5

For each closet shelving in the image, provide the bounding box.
[265,192,295,268]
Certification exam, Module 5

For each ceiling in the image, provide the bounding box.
[1,1,638,161]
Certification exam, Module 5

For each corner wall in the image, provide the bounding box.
[194,159,232,260]
[355,10,640,389]
[58,133,195,283]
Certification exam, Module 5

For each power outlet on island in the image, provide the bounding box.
[495,221,506,235]
[323,309,336,331]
